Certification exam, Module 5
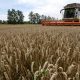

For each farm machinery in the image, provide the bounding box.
[42,3,80,26]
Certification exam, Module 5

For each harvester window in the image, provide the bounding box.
[64,8,75,18]
[78,8,80,11]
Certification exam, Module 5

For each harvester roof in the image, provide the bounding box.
[64,3,80,9]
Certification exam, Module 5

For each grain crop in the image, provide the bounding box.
[0,24,80,80]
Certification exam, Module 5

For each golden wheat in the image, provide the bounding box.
[0,25,80,80]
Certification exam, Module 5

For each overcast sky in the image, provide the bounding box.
[0,0,80,21]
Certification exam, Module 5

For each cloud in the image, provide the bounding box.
[19,0,80,20]
[16,0,67,20]
[17,0,45,6]
[17,0,37,4]
[17,0,66,20]
[0,14,7,20]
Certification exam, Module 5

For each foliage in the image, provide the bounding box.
[29,11,40,24]
[0,20,2,24]
[28,11,55,24]
[0,20,7,24]
[7,9,24,24]
[41,15,55,21]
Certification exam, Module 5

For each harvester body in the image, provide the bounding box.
[42,3,80,26]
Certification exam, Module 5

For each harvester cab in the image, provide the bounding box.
[61,3,80,22]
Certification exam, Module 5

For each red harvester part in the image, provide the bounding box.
[42,20,80,26]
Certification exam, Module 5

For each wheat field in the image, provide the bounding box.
[0,24,80,80]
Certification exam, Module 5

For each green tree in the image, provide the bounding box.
[41,15,47,20]
[0,20,2,24]
[35,13,40,23]
[46,16,52,21]
[29,11,40,24]
[17,10,24,24]
[29,11,34,23]
[7,9,24,24]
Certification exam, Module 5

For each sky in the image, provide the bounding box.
[0,0,80,21]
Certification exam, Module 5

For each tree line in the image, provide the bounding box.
[0,9,56,24]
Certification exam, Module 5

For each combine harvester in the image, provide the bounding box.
[42,3,80,26]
